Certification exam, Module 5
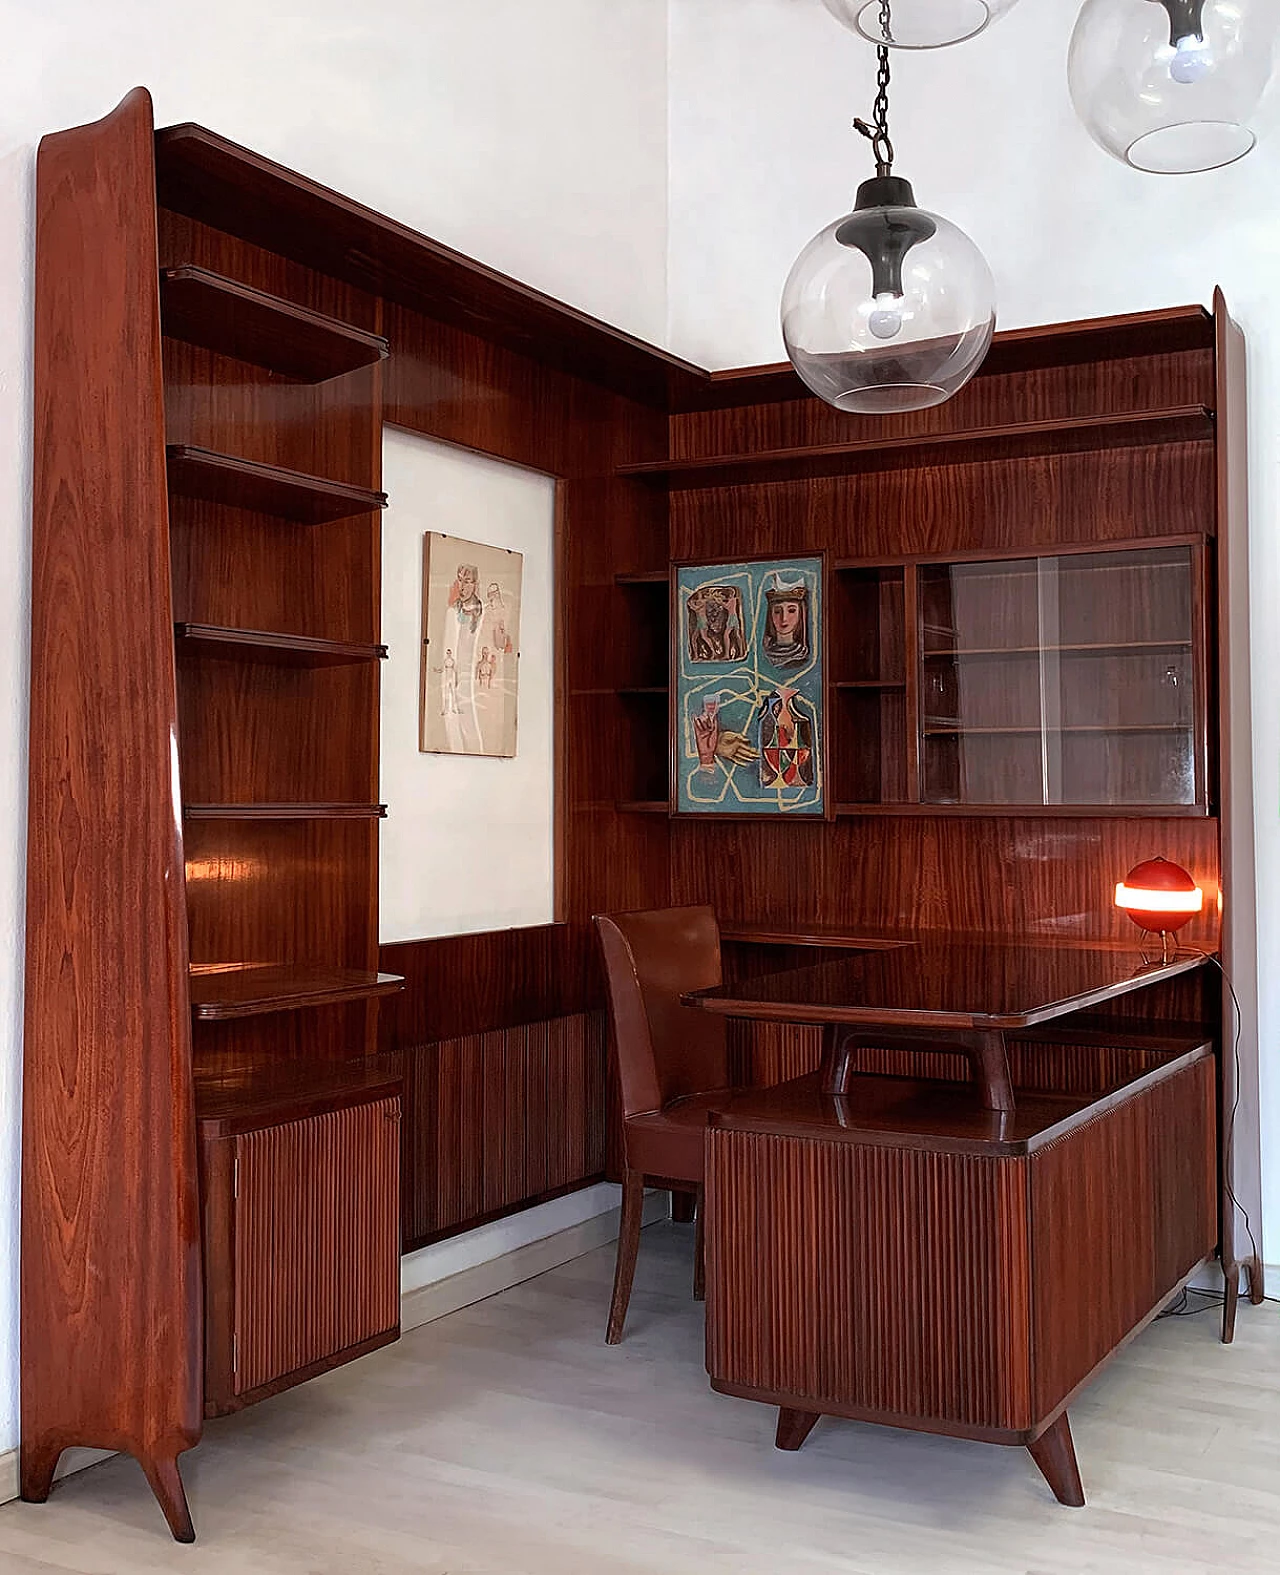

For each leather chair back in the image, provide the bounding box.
[594,905,728,1119]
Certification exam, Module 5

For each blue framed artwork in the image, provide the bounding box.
[674,555,826,817]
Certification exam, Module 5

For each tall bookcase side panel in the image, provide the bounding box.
[1214,290,1264,1294]
[22,87,203,1486]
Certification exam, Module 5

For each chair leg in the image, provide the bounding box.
[693,1186,705,1302]
[607,1169,645,1344]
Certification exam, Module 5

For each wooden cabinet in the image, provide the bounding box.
[201,1096,401,1414]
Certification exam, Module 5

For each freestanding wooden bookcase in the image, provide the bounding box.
[22,86,1262,1541]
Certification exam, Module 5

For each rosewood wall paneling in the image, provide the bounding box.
[379,927,609,1250]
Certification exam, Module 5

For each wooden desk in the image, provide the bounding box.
[685,944,1219,1506]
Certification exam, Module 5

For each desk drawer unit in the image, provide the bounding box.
[705,1055,1216,1446]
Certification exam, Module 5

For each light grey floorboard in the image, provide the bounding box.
[0,1223,1275,1574]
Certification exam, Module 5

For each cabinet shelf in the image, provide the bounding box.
[836,679,906,690]
[189,964,405,1021]
[922,723,1192,736]
[615,571,668,586]
[166,445,388,525]
[184,803,387,820]
[834,802,1212,819]
[925,640,1193,660]
[617,800,670,815]
[160,265,389,382]
[175,622,387,665]
[615,407,1214,489]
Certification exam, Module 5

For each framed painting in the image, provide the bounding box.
[673,554,826,817]
[420,532,523,757]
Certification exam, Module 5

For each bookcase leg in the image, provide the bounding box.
[19,1439,62,1503]
[139,1450,196,1544]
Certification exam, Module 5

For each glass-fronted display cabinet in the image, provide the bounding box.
[919,543,1206,808]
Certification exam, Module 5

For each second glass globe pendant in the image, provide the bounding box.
[781,28,996,413]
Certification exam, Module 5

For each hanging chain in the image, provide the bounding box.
[852,0,894,177]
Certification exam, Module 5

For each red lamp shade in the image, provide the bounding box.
[1114,857,1203,935]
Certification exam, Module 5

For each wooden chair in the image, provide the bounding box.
[594,905,734,1344]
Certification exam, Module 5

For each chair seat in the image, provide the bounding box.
[625,1090,734,1183]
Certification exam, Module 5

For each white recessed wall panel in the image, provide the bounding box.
[379,428,556,942]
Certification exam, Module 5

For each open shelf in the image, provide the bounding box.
[835,679,906,690]
[166,444,388,525]
[617,800,670,815]
[184,803,387,820]
[615,570,668,586]
[160,265,389,381]
[188,963,405,1021]
[616,408,1214,489]
[175,622,387,665]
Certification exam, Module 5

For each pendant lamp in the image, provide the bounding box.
[821,0,1021,50]
[1069,0,1278,173]
[781,44,996,413]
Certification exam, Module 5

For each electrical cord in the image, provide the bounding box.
[1171,946,1261,1287]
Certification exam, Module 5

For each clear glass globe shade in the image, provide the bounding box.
[781,204,996,414]
[820,0,1022,48]
[1068,0,1278,173]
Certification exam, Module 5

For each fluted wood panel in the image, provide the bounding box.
[234,1098,400,1395]
[1029,1057,1217,1416]
[705,1130,1033,1431]
[402,1012,607,1249]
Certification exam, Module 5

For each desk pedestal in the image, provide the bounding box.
[704,1054,1216,1505]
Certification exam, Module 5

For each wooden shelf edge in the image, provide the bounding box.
[833,802,1212,819]
[189,965,405,1021]
[166,444,388,524]
[175,622,387,663]
[615,571,669,586]
[620,407,1215,488]
[160,264,388,381]
[667,306,1215,412]
[617,800,671,815]
[834,532,1209,572]
[184,803,387,820]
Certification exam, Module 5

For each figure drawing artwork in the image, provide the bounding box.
[421,533,523,757]
[676,556,824,816]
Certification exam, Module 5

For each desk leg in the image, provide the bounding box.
[964,1029,1015,1115]
[1027,1414,1085,1508]
[775,1408,821,1452]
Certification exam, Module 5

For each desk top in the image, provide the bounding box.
[686,940,1207,1031]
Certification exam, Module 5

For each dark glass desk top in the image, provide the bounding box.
[685,941,1207,1030]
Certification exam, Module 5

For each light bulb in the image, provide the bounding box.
[1169,31,1213,83]
[867,292,905,340]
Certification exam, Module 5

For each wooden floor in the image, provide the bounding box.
[2,1222,1278,1573]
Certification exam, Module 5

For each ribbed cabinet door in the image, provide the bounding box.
[233,1098,400,1395]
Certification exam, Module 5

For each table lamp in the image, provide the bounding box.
[1114,856,1203,962]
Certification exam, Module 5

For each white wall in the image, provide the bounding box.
[380,429,556,940]
[669,0,1280,1270]
[0,0,668,1464]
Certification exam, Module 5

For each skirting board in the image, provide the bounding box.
[0,1193,671,1507]
[401,1190,669,1332]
